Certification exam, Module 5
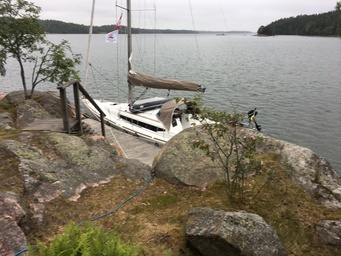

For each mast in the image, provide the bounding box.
[127,0,133,102]
[84,0,96,88]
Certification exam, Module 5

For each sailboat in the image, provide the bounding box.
[82,0,206,145]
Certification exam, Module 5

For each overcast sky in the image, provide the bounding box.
[31,0,338,32]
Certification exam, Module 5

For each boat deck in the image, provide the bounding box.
[82,118,162,166]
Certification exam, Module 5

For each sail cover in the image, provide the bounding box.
[128,71,205,92]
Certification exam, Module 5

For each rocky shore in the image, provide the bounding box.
[1,91,340,255]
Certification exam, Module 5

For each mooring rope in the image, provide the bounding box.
[108,126,128,158]
[78,174,154,226]
[13,174,155,255]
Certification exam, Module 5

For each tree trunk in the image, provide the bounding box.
[17,57,29,99]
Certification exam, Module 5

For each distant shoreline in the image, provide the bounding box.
[38,19,253,35]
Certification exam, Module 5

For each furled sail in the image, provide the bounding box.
[128,70,205,92]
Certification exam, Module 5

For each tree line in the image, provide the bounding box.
[38,19,200,34]
[258,10,341,36]
[41,9,341,37]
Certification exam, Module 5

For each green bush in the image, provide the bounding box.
[187,96,263,202]
[28,222,140,256]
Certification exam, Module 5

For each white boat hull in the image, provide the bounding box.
[82,98,200,145]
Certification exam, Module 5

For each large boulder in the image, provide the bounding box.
[0,132,126,202]
[153,127,224,189]
[0,91,152,205]
[0,132,119,232]
[3,90,62,112]
[2,90,28,106]
[186,207,287,256]
[16,99,54,128]
[1,90,75,128]
[153,126,341,208]
[116,157,153,181]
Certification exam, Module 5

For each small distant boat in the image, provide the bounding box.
[83,0,206,145]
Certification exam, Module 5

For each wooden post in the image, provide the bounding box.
[100,113,106,137]
[59,87,70,134]
[78,83,106,137]
[58,80,106,137]
[73,82,83,135]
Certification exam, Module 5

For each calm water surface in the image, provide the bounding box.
[1,34,340,173]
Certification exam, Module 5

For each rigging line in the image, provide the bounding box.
[84,0,96,88]
[130,5,157,72]
[153,19,166,57]
[89,63,128,97]
[115,2,121,101]
[89,64,102,100]
[153,1,157,76]
[187,0,200,57]
[138,0,157,76]
[108,127,128,158]
[87,110,128,158]
[131,87,149,104]
[218,0,236,65]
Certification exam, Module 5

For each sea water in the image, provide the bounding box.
[1,34,340,173]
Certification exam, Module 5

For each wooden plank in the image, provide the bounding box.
[22,118,78,133]
[82,118,161,166]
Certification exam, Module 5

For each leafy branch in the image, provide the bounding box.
[187,96,262,202]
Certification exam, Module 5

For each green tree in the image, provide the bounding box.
[336,1,341,11]
[259,7,341,36]
[0,0,81,99]
[30,40,81,96]
[257,25,265,34]
[336,2,341,35]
